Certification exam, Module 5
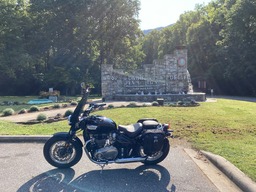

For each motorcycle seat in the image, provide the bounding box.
[118,123,143,138]
[142,120,159,129]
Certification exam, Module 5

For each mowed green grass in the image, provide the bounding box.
[0,96,37,112]
[0,98,255,180]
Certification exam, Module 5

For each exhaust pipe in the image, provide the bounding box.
[115,157,146,163]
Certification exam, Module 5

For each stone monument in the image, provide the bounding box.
[101,46,205,102]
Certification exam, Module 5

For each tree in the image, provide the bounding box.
[0,0,34,95]
[88,0,142,67]
[141,30,161,64]
[28,0,142,95]
[218,0,256,95]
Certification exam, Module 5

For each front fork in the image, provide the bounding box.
[52,132,83,148]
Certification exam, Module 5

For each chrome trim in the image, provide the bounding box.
[87,125,97,130]
[84,139,146,165]
[115,157,146,163]
[84,140,111,165]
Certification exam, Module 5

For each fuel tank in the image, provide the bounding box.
[86,115,117,134]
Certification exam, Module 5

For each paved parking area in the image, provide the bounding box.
[0,142,241,192]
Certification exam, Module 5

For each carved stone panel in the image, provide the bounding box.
[101,47,193,100]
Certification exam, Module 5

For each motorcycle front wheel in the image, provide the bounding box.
[43,136,82,168]
[143,138,170,165]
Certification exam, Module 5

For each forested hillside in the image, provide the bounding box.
[1,0,255,96]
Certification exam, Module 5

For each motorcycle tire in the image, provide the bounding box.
[43,136,82,168]
[143,138,170,165]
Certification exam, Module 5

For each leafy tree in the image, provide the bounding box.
[218,0,256,95]
[88,0,142,68]
[186,2,226,93]
[0,0,34,95]
[2,0,255,97]
[141,30,161,64]
[141,0,256,96]
[28,0,142,94]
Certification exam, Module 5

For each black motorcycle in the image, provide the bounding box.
[43,84,173,169]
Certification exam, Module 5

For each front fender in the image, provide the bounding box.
[52,132,83,148]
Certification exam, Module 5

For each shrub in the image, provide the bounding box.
[29,105,40,112]
[13,101,20,105]
[18,108,27,114]
[107,104,114,109]
[190,100,200,106]
[177,101,184,106]
[70,101,78,106]
[64,109,73,117]
[37,113,47,121]
[53,104,61,109]
[62,103,68,108]
[3,101,10,105]
[2,108,15,116]
[127,102,137,108]
[54,113,62,119]
[152,101,159,106]
[168,103,176,107]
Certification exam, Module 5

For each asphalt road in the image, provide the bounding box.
[0,142,241,192]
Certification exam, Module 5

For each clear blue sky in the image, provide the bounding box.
[139,0,213,30]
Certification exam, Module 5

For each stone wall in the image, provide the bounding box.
[101,47,204,101]
[114,93,206,102]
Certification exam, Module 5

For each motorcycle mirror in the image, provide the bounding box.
[81,82,90,94]
[81,82,86,89]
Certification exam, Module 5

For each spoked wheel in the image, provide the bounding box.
[43,136,82,168]
[143,139,170,165]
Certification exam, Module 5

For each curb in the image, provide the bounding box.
[201,150,256,192]
[0,135,51,143]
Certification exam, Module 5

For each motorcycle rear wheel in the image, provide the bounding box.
[143,138,170,165]
[43,136,82,168]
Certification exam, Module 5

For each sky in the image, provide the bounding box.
[139,0,213,30]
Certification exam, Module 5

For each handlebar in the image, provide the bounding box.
[89,103,106,109]
[95,103,106,108]
[82,103,106,117]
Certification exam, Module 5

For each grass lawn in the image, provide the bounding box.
[0,96,82,114]
[0,96,38,113]
[0,98,255,181]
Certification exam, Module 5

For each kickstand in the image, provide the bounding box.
[99,164,106,174]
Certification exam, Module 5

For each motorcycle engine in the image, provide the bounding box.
[94,146,118,161]
[90,133,118,161]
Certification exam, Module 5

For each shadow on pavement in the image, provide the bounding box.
[17,165,174,192]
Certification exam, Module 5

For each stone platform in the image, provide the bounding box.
[111,92,206,102]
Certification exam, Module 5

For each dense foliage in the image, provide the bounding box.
[0,0,255,96]
[0,0,143,95]
[140,0,256,96]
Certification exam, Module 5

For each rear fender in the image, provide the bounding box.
[52,132,83,147]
